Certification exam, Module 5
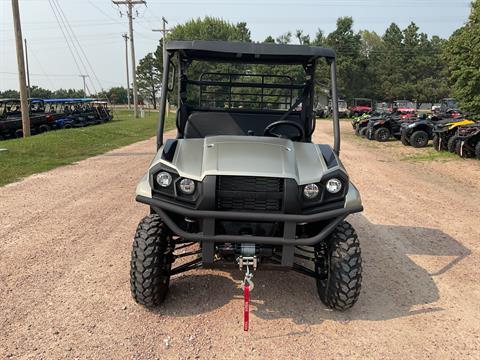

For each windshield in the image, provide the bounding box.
[354,99,371,107]
[444,99,459,109]
[395,100,415,109]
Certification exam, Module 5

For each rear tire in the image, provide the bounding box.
[374,127,390,142]
[38,124,49,133]
[448,134,460,153]
[410,130,429,148]
[475,142,480,159]
[315,221,362,311]
[130,214,174,307]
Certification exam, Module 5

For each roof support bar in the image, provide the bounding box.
[330,59,340,155]
[157,51,171,149]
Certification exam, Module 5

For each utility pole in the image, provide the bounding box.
[152,17,170,112]
[79,74,89,97]
[24,38,31,99]
[113,0,145,118]
[122,33,131,110]
[11,0,30,137]
[152,17,170,67]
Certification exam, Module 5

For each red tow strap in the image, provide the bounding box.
[243,284,250,331]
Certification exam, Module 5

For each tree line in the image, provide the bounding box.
[2,1,478,113]
[135,1,480,114]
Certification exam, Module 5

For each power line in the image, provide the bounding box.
[53,0,104,93]
[50,0,96,93]
[47,0,84,83]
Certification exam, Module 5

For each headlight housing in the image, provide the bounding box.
[156,171,172,187]
[303,183,320,199]
[179,178,196,194]
[326,178,342,194]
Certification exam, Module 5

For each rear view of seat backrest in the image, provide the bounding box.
[183,111,302,138]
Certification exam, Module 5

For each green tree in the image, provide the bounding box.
[29,86,53,99]
[325,17,365,100]
[445,0,480,113]
[0,89,20,98]
[136,52,162,109]
[53,88,85,99]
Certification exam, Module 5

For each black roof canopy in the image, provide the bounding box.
[166,40,336,64]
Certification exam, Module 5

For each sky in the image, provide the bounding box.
[0,0,472,92]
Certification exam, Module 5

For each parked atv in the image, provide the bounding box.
[352,113,370,136]
[131,41,364,320]
[366,114,415,142]
[400,114,440,148]
[455,122,480,159]
[432,117,476,152]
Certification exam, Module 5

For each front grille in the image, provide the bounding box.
[216,176,284,211]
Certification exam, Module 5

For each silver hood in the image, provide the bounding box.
[149,135,332,185]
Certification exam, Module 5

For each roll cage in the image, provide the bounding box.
[156,40,341,154]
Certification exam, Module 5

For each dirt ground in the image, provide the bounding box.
[1,121,479,359]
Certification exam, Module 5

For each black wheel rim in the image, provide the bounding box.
[379,129,388,140]
[415,135,427,146]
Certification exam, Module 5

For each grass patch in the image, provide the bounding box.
[401,148,458,162]
[0,109,174,187]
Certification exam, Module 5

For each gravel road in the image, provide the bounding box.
[1,121,479,359]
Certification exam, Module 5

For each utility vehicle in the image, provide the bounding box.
[131,41,364,312]
[393,100,417,119]
[438,98,461,118]
[326,99,349,118]
[350,98,372,117]
[455,122,480,158]
[0,98,50,139]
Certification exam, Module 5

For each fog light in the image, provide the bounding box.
[156,171,172,187]
[326,178,342,194]
[303,183,319,199]
[179,178,196,194]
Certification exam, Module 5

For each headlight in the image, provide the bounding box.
[303,183,320,199]
[156,171,172,187]
[179,178,196,194]
[326,178,342,194]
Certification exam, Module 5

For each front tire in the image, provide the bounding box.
[374,127,391,142]
[410,130,429,148]
[315,221,362,311]
[130,214,174,307]
[359,127,368,137]
[448,134,460,153]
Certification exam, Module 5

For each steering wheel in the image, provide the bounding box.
[263,121,305,141]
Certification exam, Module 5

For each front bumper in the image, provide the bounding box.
[136,194,363,247]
